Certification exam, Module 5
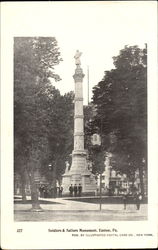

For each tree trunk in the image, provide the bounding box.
[21,179,27,201]
[21,173,27,201]
[30,169,42,211]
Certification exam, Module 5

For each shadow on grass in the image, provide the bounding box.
[65,197,148,204]
[14,200,62,205]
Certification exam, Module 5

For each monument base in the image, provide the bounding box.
[62,172,97,195]
[62,150,97,195]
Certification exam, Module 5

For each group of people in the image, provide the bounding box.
[69,184,82,197]
[39,185,63,198]
[38,184,143,211]
[122,190,143,210]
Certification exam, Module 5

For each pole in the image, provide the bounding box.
[87,66,89,105]
[99,173,102,210]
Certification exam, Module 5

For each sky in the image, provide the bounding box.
[3,1,157,104]
[46,1,154,104]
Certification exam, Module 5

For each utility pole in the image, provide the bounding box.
[91,118,103,211]
[99,173,102,211]
[87,66,89,105]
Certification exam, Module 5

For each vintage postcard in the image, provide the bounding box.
[1,1,158,249]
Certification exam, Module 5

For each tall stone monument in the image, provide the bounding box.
[62,50,97,194]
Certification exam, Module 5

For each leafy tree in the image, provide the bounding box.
[14,37,63,209]
[40,91,74,185]
[91,45,147,196]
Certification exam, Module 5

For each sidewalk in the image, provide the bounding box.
[14,196,148,221]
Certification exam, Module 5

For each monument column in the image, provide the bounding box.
[73,64,85,152]
[62,50,97,194]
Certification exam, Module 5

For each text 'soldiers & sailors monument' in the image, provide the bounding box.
[62,50,97,194]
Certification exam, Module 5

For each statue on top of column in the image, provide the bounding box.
[74,50,82,66]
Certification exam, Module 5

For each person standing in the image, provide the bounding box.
[69,184,73,197]
[50,186,54,198]
[74,184,78,197]
[78,184,82,197]
[54,186,57,198]
[43,186,47,198]
[134,191,142,210]
[59,186,63,197]
[39,185,44,198]
[122,192,128,210]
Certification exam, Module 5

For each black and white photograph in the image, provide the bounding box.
[13,37,148,222]
[1,1,158,249]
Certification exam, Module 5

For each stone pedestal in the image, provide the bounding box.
[62,150,97,194]
[62,60,97,194]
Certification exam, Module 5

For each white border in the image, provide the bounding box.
[1,1,158,249]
